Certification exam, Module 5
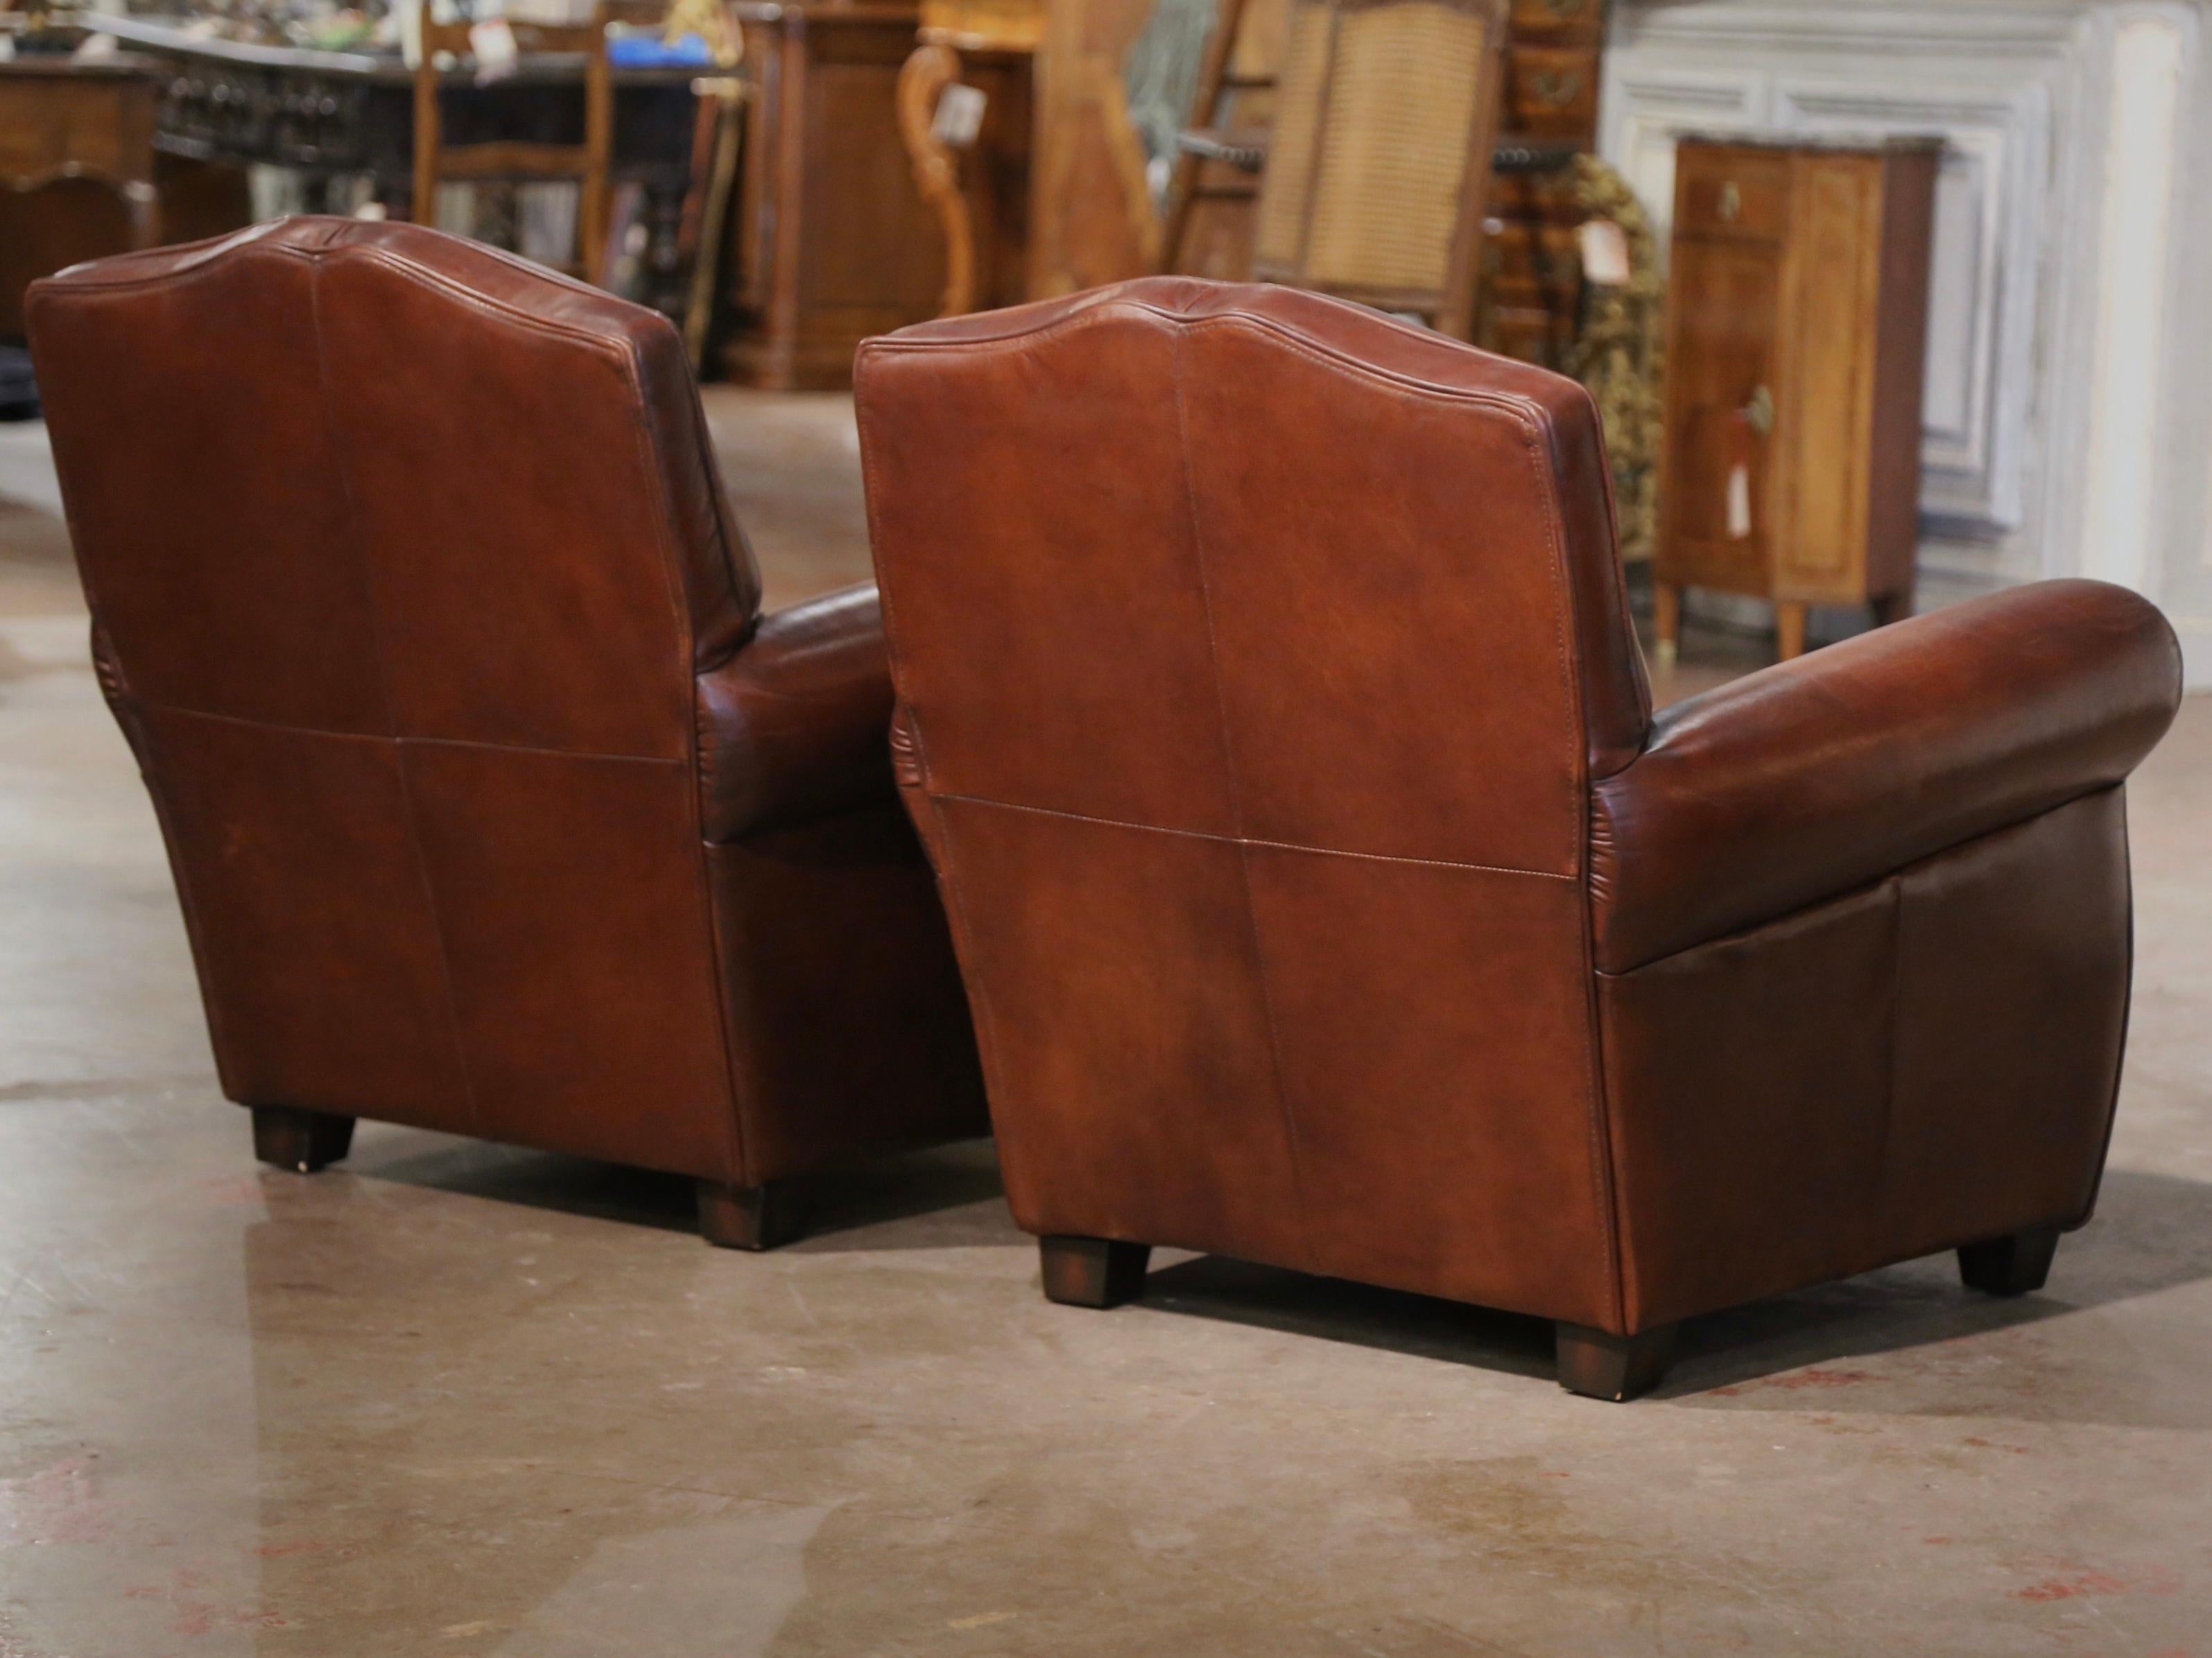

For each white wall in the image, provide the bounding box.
[1604,0,2212,684]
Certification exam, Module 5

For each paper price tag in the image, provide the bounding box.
[1726,463,1752,540]
[933,83,987,148]
[470,17,521,84]
[1578,218,1630,287]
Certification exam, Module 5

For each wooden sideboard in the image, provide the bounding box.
[1654,135,1939,661]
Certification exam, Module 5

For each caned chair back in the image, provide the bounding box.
[1250,0,1507,336]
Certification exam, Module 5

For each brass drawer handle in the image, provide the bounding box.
[1718,180,1742,222]
[1744,385,1774,437]
[1530,69,1584,107]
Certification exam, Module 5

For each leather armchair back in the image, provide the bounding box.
[28,218,765,1175]
[859,278,1651,1322]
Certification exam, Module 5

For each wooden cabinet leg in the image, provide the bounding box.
[251,1106,356,1173]
[1039,1236,1151,1308]
[1652,580,1682,668]
[1775,600,1809,660]
[1958,1225,2061,1297]
[1556,1322,1677,1401]
[698,1180,804,1251]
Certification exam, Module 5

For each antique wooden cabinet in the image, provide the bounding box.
[722,0,947,389]
[1655,135,1939,661]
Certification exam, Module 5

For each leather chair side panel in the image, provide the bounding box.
[1882,784,2130,1248]
[1176,322,1588,873]
[1599,788,2132,1331]
[31,245,388,733]
[863,313,1241,834]
[1243,848,1616,1327]
[705,804,987,1184]
[402,744,738,1182]
[313,252,697,759]
[139,707,470,1130]
[928,797,1310,1268]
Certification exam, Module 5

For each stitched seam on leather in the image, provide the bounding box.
[126,706,245,1100]
[607,345,756,1189]
[2077,787,2134,1227]
[854,370,1026,1209]
[866,304,1557,415]
[59,241,646,364]
[684,391,763,670]
[1874,874,1906,1247]
[1595,781,2130,976]
[919,789,1023,1216]
[1170,327,1317,1275]
[41,320,250,1100]
[119,702,684,766]
[1509,399,1625,1329]
[932,793,1576,881]
[872,318,1557,426]
[306,254,488,1144]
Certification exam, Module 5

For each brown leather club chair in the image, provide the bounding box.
[27,217,985,1249]
[855,277,2184,1399]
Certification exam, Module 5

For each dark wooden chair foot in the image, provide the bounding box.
[1556,1322,1677,1401]
[1039,1236,1150,1309]
[1958,1225,2062,1296]
[251,1106,356,1173]
[697,1180,804,1251]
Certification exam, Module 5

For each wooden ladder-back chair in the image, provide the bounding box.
[413,4,638,284]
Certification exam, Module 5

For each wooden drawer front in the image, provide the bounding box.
[1675,150,1790,242]
[0,86,73,177]
[1502,46,1598,140]
[1510,0,1602,44]
[0,81,151,180]
[1487,166,1581,224]
[1486,302,1574,369]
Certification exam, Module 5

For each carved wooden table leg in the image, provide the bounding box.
[1039,1236,1151,1308]
[897,40,978,319]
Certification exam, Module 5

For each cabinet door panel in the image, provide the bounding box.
[1773,157,1880,598]
[1660,237,1779,590]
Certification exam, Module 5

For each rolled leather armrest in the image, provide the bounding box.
[695,583,899,841]
[1591,580,2182,973]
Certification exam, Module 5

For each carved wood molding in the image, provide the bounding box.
[897,42,978,319]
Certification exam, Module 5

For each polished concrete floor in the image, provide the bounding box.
[1,392,2209,1656]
